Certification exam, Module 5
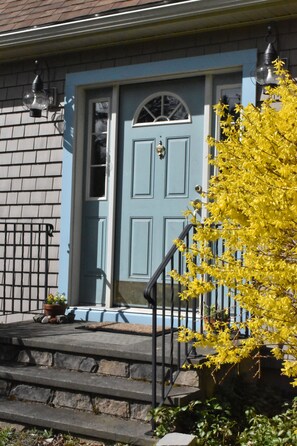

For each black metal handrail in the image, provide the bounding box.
[144,222,249,422]
[0,222,54,316]
[144,223,198,414]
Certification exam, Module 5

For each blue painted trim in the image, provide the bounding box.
[59,84,75,294]
[65,49,257,92]
[59,48,257,295]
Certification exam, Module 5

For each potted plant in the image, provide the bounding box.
[43,292,67,319]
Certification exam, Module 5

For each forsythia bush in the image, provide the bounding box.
[174,61,297,384]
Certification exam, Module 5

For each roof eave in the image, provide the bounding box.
[0,0,296,62]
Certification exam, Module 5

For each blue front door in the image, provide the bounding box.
[115,77,205,306]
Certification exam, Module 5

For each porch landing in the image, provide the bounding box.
[0,320,156,361]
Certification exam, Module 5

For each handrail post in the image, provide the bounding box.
[44,224,54,304]
[151,284,157,432]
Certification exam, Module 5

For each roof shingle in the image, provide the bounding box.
[0,0,162,33]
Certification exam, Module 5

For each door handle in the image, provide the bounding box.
[195,184,203,194]
[156,140,166,159]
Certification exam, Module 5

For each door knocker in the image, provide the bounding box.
[156,140,166,159]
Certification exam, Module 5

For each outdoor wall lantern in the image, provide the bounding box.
[23,60,58,118]
[255,25,279,87]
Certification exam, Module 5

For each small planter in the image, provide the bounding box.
[43,303,67,319]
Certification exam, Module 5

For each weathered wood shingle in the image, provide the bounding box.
[0,0,162,33]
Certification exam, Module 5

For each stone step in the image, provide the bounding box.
[0,363,153,401]
[0,321,203,441]
[0,398,156,446]
[4,347,173,385]
[0,363,201,408]
[0,362,201,424]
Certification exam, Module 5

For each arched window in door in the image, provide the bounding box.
[133,92,191,126]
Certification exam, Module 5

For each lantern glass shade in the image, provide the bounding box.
[255,65,269,86]
[255,64,279,86]
[23,90,50,117]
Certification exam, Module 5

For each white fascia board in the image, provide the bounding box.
[0,0,277,48]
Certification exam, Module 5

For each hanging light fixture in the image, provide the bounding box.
[23,60,58,118]
[255,26,279,87]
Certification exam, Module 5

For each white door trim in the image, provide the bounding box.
[105,84,119,307]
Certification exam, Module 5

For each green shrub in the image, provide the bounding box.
[240,400,297,445]
[151,399,236,445]
[151,382,297,446]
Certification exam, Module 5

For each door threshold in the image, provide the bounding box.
[69,306,153,325]
[69,306,192,326]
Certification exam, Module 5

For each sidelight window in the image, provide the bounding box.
[87,99,109,199]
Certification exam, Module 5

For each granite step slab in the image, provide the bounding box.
[0,363,201,405]
[0,398,156,446]
[0,363,153,402]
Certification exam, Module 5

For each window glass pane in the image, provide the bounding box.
[137,107,154,123]
[93,101,109,133]
[219,88,241,140]
[163,95,179,116]
[88,99,109,198]
[91,134,106,164]
[146,96,161,118]
[171,104,188,120]
[90,166,106,198]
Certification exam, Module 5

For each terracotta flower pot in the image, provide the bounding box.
[43,304,67,318]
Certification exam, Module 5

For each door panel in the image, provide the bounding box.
[129,218,152,277]
[115,77,205,306]
[132,140,154,197]
[165,137,189,197]
[81,216,107,302]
